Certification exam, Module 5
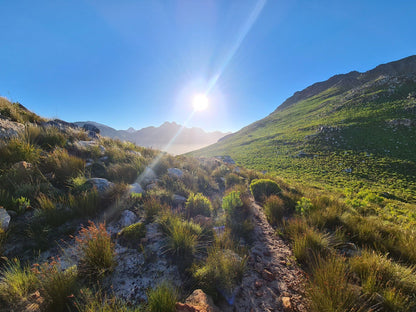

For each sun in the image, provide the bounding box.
[192,94,209,111]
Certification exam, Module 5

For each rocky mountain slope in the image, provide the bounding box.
[193,55,416,199]
[75,121,230,155]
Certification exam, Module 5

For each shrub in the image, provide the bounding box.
[147,282,178,312]
[264,195,285,225]
[41,148,84,188]
[308,256,362,312]
[32,259,77,311]
[0,138,41,166]
[75,288,142,312]
[118,222,146,247]
[222,191,243,214]
[250,179,281,202]
[222,191,253,242]
[0,259,39,304]
[143,196,165,222]
[185,193,212,217]
[295,197,314,216]
[350,250,416,310]
[107,163,138,184]
[225,173,241,189]
[164,217,202,263]
[36,193,70,226]
[193,244,246,301]
[68,189,99,217]
[75,221,115,279]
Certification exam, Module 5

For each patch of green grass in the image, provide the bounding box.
[33,259,78,311]
[0,259,39,305]
[307,255,364,312]
[264,195,286,225]
[146,282,178,312]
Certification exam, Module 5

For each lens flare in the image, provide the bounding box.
[192,94,209,111]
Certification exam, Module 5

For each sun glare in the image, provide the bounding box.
[192,94,209,111]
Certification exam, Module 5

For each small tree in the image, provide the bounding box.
[250,179,281,202]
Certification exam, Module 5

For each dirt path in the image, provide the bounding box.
[220,199,308,312]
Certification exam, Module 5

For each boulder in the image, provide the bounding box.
[129,183,143,195]
[0,207,11,231]
[138,167,157,185]
[82,123,100,134]
[0,118,25,139]
[173,194,187,205]
[119,210,136,228]
[175,289,220,312]
[12,161,33,170]
[86,178,114,193]
[168,168,183,178]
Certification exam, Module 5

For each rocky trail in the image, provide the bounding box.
[218,199,307,312]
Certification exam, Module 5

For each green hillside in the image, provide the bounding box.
[193,55,416,200]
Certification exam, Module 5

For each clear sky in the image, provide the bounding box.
[1,0,416,132]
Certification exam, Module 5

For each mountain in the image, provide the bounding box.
[74,121,230,155]
[193,55,416,198]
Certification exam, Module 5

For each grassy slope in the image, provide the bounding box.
[193,60,416,202]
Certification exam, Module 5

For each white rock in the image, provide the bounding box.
[167,168,183,178]
[119,210,136,228]
[0,208,11,231]
[129,183,143,195]
[86,178,114,193]
[173,194,187,205]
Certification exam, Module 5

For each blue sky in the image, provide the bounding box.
[1,0,416,132]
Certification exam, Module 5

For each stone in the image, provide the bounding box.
[0,118,25,139]
[119,210,136,228]
[0,207,11,231]
[176,289,220,312]
[254,280,263,289]
[282,297,292,311]
[173,194,187,205]
[82,123,100,134]
[129,183,143,195]
[168,168,183,178]
[86,178,114,193]
[12,161,33,170]
[262,269,275,281]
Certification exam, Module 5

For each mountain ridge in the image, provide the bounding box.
[193,55,416,198]
[75,120,230,155]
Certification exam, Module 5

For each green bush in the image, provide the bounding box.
[225,173,241,189]
[350,250,416,310]
[185,193,212,217]
[68,189,99,217]
[33,259,78,311]
[41,148,84,188]
[264,195,285,225]
[222,191,243,214]
[295,197,314,216]
[0,138,41,166]
[147,283,178,312]
[0,259,39,305]
[193,244,246,300]
[118,222,146,247]
[75,288,142,312]
[164,217,202,262]
[308,256,362,312]
[249,179,281,202]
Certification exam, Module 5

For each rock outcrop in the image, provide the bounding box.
[175,289,220,312]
